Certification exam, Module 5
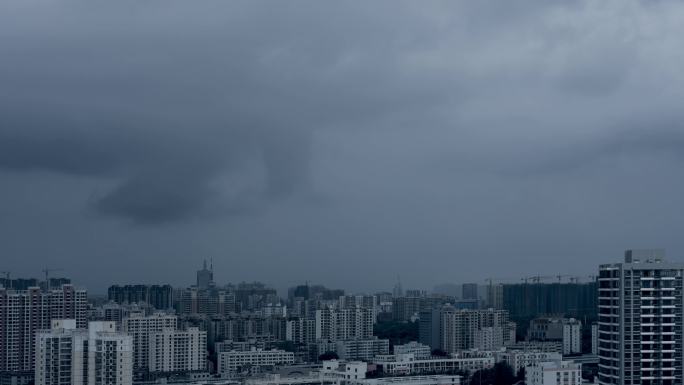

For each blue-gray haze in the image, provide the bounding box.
[1,0,684,294]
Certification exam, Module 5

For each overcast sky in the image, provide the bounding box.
[2,0,684,294]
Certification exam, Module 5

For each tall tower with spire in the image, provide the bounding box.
[196,259,214,290]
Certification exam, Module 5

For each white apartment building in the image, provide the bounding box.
[218,348,295,376]
[440,308,513,353]
[245,360,461,385]
[148,327,207,373]
[373,351,495,375]
[347,375,460,385]
[527,317,582,355]
[526,360,581,385]
[35,320,133,385]
[494,350,562,371]
[122,312,177,371]
[590,323,598,356]
[286,318,317,345]
[393,342,431,360]
[316,308,374,342]
[335,338,390,361]
[0,285,87,373]
[598,250,683,385]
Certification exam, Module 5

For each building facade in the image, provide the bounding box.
[122,313,177,372]
[0,285,87,373]
[35,320,133,385]
[598,249,683,385]
[526,360,581,385]
[148,327,207,373]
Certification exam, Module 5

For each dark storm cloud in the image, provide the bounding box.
[2,0,684,291]
[0,0,470,223]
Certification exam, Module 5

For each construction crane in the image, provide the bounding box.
[523,275,555,284]
[42,268,63,291]
[0,271,9,289]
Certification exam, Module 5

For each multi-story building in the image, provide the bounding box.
[176,287,236,317]
[122,312,177,372]
[591,322,598,356]
[334,338,390,361]
[393,296,445,322]
[217,348,295,376]
[315,308,374,342]
[107,285,174,310]
[494,350,562,371]
[0,285,87,374]
[461,284,478,301]
[418,308,442,350]
[373,351,495,375]
[196,260,214,290]
[526,360,581,385]
[527,317,582,355]
[440,307,513,353]
[286,317,317,344]
[502,282,597,320]
[485,284,503,310]
[393,342,431,360]
[35,320,133,385]
[598,249,683,385]
[148,327,207,373]
[506,341,563,353]
[207,314,287,349]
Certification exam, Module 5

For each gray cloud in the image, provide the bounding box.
[2,0,684,291]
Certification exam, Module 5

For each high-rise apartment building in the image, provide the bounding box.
[486,284,503,309]
[527,317,582,355]
[35,320,132,385]
[0,285,87,373]
[418,307,442,350]
[107,285,174,310]
[148,327,207,373]
[122,313,177,372]
[462,284,478,301]
[598,249,683,385]
[440,307,514,353]
[315,307,374,341]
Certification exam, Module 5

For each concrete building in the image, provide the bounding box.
[35,320,133,385]
[334,338,390,361]
[525,360,581,385]
[373,351,495,376]
[196,260,214,290]
[598,249,683,385]
[315,308,374,342]
[0,284,87,374]
[107,284,174,310]
[485,284,503,310]
[218,348,295,376]
[591,323,598,356]
[461,284,478,301]
[494,350,562,371]
[286,318,317,345]
[122,312,177,372]
[440,307,513,353]
[245,360,461,385]
[506,341,564,354]
[148,327,207,373]
[527,317,582,355]
[393,342,431,360]
[418,308,441,350]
